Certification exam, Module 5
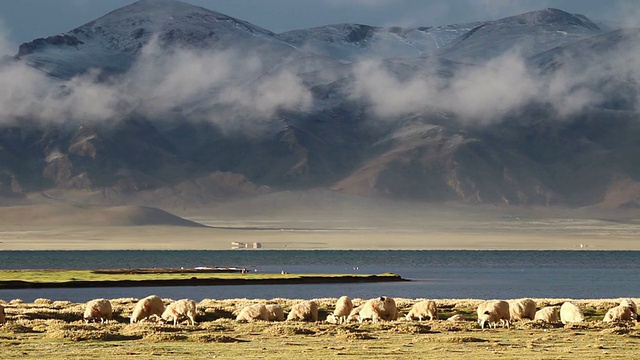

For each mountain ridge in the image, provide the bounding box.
[2,1,640,209]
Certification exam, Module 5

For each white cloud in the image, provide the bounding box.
[0,37,312,134]
[0,19,14,57]
[351,60,441,116]
[349,40,640,123]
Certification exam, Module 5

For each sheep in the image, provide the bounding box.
[405,300,438,321]
[358,296,398,323]
[236,304,269,322]
[346,305,363,323]
[560,302,584,324]
[603,305,636,323]
[477,300,510,329]
[619,298,638,315]
[130,295,165,324]
[265,304,285,321]
[83,298,113,323]
[447,314,467,322]
[509,298,537,321]
[0,304,5,324]
[534,306,560,323]
[161,299,197,326]
[286,300,319,322]
[326,296,354,324]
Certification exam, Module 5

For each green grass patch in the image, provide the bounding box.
[0,270,401,283]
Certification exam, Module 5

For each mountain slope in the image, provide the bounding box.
[0,204,206,227]
[2,2,640,209]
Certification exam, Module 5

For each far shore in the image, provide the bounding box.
[1,224,640,251]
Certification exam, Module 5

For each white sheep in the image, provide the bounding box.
[236,304,269,322]
[477,300,510,329]
[603,305,636,322]
[326,296,354,324]
[534,306,560,323]
[346,305,363,323]
[130,295,165,324]
[447,314,467,322]
[83,298,113,323]
[161,299,197,326]
[0,304,5,324]
[265,304,285,321]
[619,298,637,314]
[286,300,319,322]
[405,300,438,321]
[560,302,584,324]
[509,298,536,321]
[358,296,398,323]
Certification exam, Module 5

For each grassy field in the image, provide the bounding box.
[1,297,639,359]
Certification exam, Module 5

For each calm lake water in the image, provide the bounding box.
[0,250,637,302]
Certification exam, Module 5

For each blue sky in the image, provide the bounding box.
[0,0,634,52]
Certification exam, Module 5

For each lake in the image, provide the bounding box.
[0,250,636,302]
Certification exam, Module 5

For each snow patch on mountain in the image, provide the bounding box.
[280,22,480,62]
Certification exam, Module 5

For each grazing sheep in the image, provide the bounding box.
[560,302,584,324]
[130,295,165,324]
[236,304,269,322]
[447,314,467,322]
[327,296,354,324]
[603,305,636,323]
[534,306,560,323]
[265,304,285,321]
[346,305,363,323]
[509,298,537,321]
[0,304,5,324]
[405,300,438,321]
[286,300,319,322]
[161,299,197,326]
[358,296,398,323]
[83,298,113,323]
[619,298,638,314]
[477,300,510,329]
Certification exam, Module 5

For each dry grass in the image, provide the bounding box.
[0,297,639,359]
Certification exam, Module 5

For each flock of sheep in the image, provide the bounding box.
[474,298,637,329]
[2,295,636,328]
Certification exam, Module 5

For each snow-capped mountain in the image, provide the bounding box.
[3,0,640,208]
[17,0,297,78]
[439,8,602,63]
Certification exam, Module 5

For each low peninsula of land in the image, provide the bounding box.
[0,269,406,290]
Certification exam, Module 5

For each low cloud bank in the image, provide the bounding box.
[351,36,640,123]
[0,36,312,133]
[1,28,640,130]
